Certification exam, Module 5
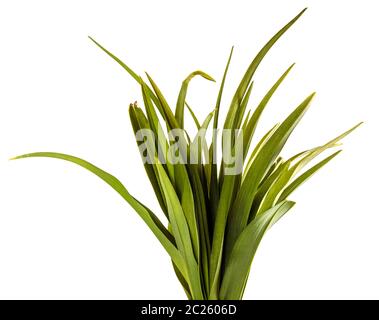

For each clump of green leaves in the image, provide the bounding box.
[12,8,361,299]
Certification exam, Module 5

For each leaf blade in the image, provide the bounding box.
[220,201,295,300]
[176,71,215,128]
[10,152,186,275]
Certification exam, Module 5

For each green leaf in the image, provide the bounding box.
[220,201,295,300]
[279,150,342,202]
[176,71,215,128]
[186,163,211,296]
[10,152,187,275]
[242,123,281,181]
[209,46,234,227]
[242,63,295,159]
[88,36,163,114]
[185,102,201,130]
[225,92,315,262]
[190,110,214,166]
[140,80,175,183]
[172,259,192,300]
[155,163,204,299]
[129,103,168,216]
[172,162,200,263]
[209,173,237,298]
[146,73,185,135]
[223,8,307,132]
[253,123,362,219]
[234,81,254,133]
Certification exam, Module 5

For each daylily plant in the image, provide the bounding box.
[12,8,361,300]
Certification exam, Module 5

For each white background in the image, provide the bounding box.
[0,0,378,299]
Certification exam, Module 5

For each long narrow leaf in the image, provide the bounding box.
[155,163,204,299]
[225,93,315,261]
[220,201,295,300]
[223,8,307,132]
[10,152,186,275]
[278,150,342,202]
[176,71,215,128]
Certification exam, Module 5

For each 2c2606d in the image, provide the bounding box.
[185,304,237,315]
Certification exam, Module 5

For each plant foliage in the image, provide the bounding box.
[12,8,361,299]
